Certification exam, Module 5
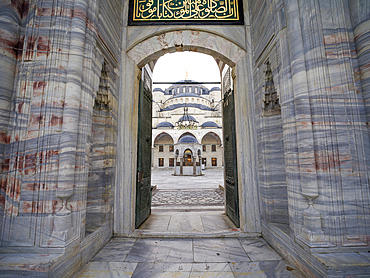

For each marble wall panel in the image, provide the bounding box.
[85,60,117,236]
[98,0,122,61]
[253,42,289,227]
[250,0,370,252]
[250,0,275,63]
[0,0,22,242]
[0,0,120,254]
[297,0,369,248]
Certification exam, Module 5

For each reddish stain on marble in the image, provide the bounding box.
[0,177,7,206]
[315,152,351,171]
[50,115,63,127]
[157,34,168,48]
[37,7,53,17]
[11,0,23,16]
[2,159,10,172]
[0,33,18,57]
[30,114,44,128]
[0,194,5,207]
[23,182,36,191]
[22,1,29,17]
[17,102,24,114]
[25,153,37,174]
[16,155,24,170]
[16,36,24,59]
[25,36,37,60]
[21,201,33,213]
[53,100,65,108]
[7,176,21,204]
[36,36,50,56]
[33,81,47,96]
[38,150,59,164]
[0,132,6,144]
[73,7,87,21]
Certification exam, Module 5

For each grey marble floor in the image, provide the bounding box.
[137,211,236,233]
[76,237,300,277]
[76,170,300,277]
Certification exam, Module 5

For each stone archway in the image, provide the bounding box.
[114,29,260,236]
[127,30,246,70]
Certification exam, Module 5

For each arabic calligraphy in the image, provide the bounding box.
[133,0,240,21]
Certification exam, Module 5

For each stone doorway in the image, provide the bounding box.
[135,49,240,232]
[114,29,260,237]
[135,48,240,232]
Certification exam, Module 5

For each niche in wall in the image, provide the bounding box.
[259,60,289,229]
[85,61,115,236]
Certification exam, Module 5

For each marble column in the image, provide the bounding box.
[193,157,196,175]
[174,155,177,175]
[199,155,202,175]
[180,157,184,175]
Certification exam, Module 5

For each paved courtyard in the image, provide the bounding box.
[151,168,225,211]
[152,189,224,206]
[151,168,224,190]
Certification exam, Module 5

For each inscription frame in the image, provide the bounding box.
[128,0,244,25]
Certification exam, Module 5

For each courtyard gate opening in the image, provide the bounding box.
[134,52,240,229]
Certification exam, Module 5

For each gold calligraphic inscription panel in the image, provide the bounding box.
[129,0,244,25]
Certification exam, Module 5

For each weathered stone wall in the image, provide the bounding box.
[0,0,23,240]
[251,0,370,276]
[0,0,121,276]
[348,0,370,122]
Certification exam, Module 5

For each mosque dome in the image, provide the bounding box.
[201,121,219,128]
[156,122,174,128]
[173,92,202,98]
[177,115,198,123]
[153,88,164,92]
[178,135,199,144]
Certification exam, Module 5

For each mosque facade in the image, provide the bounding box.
[152,81,223,173]
[1,0,370,277]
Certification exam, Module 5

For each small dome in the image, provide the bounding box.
[209,87,221,91]
[201,121,219,128]
[177,115,198,123]
[178,135,199,144]
[157,122,174,128]
[153,88,164,92]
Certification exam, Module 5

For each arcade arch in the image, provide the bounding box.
[152,132,174,168]
[201,132,223,167]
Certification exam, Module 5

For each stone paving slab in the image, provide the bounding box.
[76,238,301,277]
[137,211,236,233]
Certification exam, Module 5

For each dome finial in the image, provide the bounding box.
[185,70,189,80]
